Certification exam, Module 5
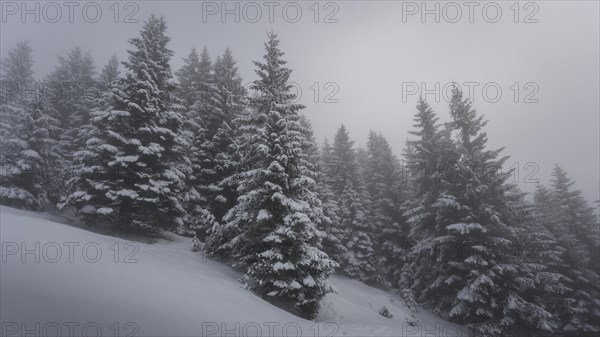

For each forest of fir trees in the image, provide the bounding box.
[0,14,598,337]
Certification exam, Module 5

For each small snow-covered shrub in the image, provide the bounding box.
[378,306,393,319]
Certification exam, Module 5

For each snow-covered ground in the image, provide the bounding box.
[0,206,467,336]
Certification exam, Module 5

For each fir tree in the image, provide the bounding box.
[0,42,61,210]
[300,118,347,268]
[174,49,211,236]
[176,47,222,237]
[533,166,600,334]
[98,55,120,93]
[47,47,96,157]
[402,91,553,336]
[176,93,215,238]
[90,55,121,115]
[331,125,383,285]
[521,184,574,332]
[203,49,247,224]
[175,48,203,109]
[503,186,566,335]
[44,47,97,202]
[442,88,553,336]
[315,138,348,267]
[209,32,337,319]
[0,101,61,210]
[175,48,246,238]
[364,131,408,287]
[1,41,35,155]
[401,98,457,298]
[60,14,185,233]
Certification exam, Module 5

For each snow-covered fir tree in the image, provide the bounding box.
[441,88,553,336]
[175,48,212,109]
[1,41,36,207]
[78,55,121,161]
[45,47,97,201]
[549,166,600,274]
[331,125,383,285]
[60,14,186,232]
[175,114,216,238]
[0,42,61,210]
[364,131,408,287]
[89,55,121,117]
[201,49,246,225]
[401,91,554,336]
[175,47,246,238]
[175,48,204,109]
[98,55,120,93]
[208,32,337,319]
[401,98,458,299]
[47,47,97,158]
[174,47,217,237]
[312,138,348,267]
[532,166,600,334]
[300,118,348,268]
[501,185,566,335]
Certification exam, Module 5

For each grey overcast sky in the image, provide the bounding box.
[1,0,599,203]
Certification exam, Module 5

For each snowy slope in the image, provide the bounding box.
[0,206,467,336]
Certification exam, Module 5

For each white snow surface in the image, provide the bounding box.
[0,206,467,336]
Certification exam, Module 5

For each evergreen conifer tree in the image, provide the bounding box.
[60,15,185,232]
[209,32,337,319]
[331,125,383,285]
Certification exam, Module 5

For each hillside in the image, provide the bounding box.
[0,206,466,336]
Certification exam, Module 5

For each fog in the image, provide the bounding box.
[2,0,598,203]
